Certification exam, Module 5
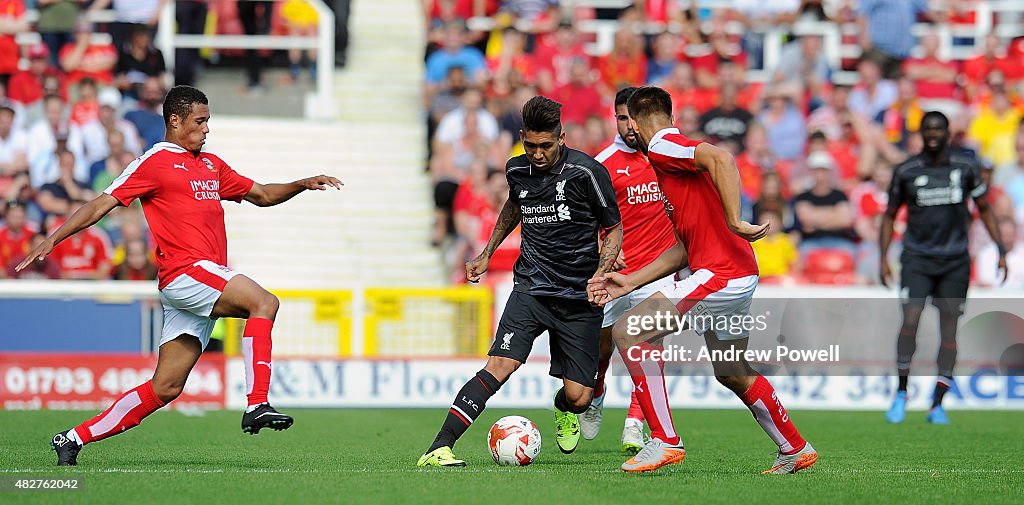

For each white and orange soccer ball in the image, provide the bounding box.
[487,415,541,466]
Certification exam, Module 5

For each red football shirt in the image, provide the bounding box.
[50,227,112,279]
[104,142,255,289]
[0,0,25,75]
[595,136,676,275]
[646,128,759,280]
[0,224,33,268]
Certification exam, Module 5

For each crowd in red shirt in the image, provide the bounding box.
[424,1,1024,287]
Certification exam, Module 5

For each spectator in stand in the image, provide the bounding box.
[1002,130,1024,214]
[112,237,157,281]
[968,88,1023,167]
[48,201,113,280]
[0,0,28,84]
[485,26,534,98]
[750,209,798,282]
[976,217,1024,288]
[282,0,320,84]
[807,84,851,140]
[0,199,33,274]
[114,23,166,100]
[8,43,67,117]
[92,149,134,197]
[6,232,61,279]
[753,171,791,229]
[850,160,893,284]
[0,105,27,196]
[774,33,831,105]
[698,83,753,151]
[434,87,498,152]
[39,149,91,204]
[737,123,793,201]
[676,104,701,139]
[646,31,682,86]
[902,31,959,104]
[848,57,897,123]
[857,0,933,79]
[727,0,793,71]
[426,21,486,100]
[533,19,588,94]
[691,26,747,90]
[963,34,1012,103]
[881,76,924,150]
[758,83,806,162]
[596,27,647,97]
[81,87,141,169]
[498,0,559,33]
[124,76,165,150]
[662,62,716,115]
[791,151,856,257]
[455,167,518,285]
[28,95,87,187]
[238,0,273,95]
[173,0,207,86]
[36,0,81,68]
[69,78,99,127]
[59,21,118,88]
[86,0,167,52]
[551,57,603,128]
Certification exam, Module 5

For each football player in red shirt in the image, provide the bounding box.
[19,86,343,466]
[589,86,817,474]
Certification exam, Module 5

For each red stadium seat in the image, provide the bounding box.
[801,248,856,285]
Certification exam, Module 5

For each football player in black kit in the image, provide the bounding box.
[880,111,1007,425]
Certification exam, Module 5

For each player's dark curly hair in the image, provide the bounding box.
[521,96,562,135]
[626,86,673,124]
[163,85,209,126]
[921,110,949,129]
[614,87,638,108]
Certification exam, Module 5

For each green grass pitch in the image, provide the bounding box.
[1,409,1021,504]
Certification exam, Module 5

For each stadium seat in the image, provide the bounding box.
[800,248,857,285]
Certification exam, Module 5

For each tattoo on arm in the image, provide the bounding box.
[595,225,622,275]
[483,198,521,256]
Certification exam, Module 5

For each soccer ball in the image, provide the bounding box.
[487,415,541,466]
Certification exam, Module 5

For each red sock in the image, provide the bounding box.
[593,357,611,397]
[626,389,645,422]
[74,380,165,445]
[739,375,806,454]
[619,341,679,445]
[242,318,274,406]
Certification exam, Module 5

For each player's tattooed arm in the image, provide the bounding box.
[467,198,520,282]
[595,223,623,276]
[483,198,521,257]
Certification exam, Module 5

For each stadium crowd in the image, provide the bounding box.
[423,0,1024,289]
[0,0,345,281]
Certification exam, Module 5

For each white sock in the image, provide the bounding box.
[624,418,643,430]
[66,428,82,446]
[245,403,267,414]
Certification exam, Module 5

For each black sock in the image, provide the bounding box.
[553,387,589,414]
[932,376,952,409]
[427,370,501,453]
[897,373,909,392]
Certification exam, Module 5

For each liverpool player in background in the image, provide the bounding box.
[418,96,622,467]
[18,85,343,466]
[582,87,684,456]
[589,86,818,474]
[880,110,1005,425]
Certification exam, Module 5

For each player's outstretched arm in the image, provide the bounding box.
[588,241,687,305]
[975,193,1008,284]
[695,143,768,242]
[466,197,521,282]
[244,175,343,207]
[15,193,120,272]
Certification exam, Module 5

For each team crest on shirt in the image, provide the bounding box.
[201,157,217,171]
[555,180,567,201]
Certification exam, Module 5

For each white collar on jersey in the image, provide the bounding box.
[153,141,187,153]
[613,134,637,154]
[648,127,681,152]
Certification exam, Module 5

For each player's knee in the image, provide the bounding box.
[715,375,749,393]
[484,356,520,382]
[253,292,280,320]
[151,378,185,403]
[565,389,593,413]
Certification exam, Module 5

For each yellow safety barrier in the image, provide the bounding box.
[221,287,492,358]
